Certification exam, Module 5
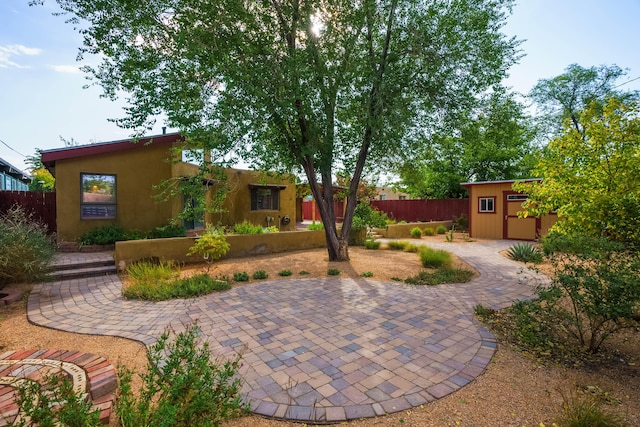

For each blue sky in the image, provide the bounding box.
[2,0,640,173]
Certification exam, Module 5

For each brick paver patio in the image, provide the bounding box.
[23,239,548,423]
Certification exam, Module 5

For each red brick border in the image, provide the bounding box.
[0,349,116,426]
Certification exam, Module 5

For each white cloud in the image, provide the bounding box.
[0,44,42,69]
[50,64,81,74]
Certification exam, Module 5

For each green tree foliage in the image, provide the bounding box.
[398,87,537,198]
[515,98,640,248]
[529,63,639,138]
[36,0,520,260]
[25,149,55,191]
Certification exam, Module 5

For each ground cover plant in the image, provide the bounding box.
[78,221,186,246]
[387,240,409,250]
[123,273,231,301]
[0,205,55,286]
[116,324,247,427]
[307,222,324,231]
[252,270,268,280]
[404,268,474,286]
[419,246,452,268]
[507,242,543,263]
[233,272,249,282]
[364,239,381,249]
[232,221,264,235]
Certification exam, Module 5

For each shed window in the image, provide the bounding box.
[80,173,116,219]
[479,197,495,213]
[507,194,528,201]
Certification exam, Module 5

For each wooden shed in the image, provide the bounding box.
[460,179,557,241]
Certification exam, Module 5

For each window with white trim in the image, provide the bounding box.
[479,197,495,213]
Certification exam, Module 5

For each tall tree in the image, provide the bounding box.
[25,149,55,191]
[398,87,537,198]
[37,0,520,260]
[515,98,640,247]
[529,63,639,138]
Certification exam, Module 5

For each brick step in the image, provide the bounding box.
[48,259,115,272]
[46,265,117,281]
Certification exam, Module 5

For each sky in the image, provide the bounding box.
[1,0,640,174]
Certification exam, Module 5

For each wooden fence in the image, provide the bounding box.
[301,200,345,222]
[0,191,56,234]
[371,198,469,223]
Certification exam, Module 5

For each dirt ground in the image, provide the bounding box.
[1,234,638,426]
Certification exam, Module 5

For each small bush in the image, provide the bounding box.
[403,243,419,253]
[474,304,497,318]
[233,272,250,282]
[233,221,263,234]
[540,230,625,257]
[116,324,247,427]
[278,269,292,276]
[0,205,55,286]
[307,221,324,231]
[422,227,435,236]
[391,277,403,281]
[147,221,187,239]
[252,270,268,280]
[387,240,408,250]
[404,268,473,285]
[453,214,469,232]
[419,246,452,268]
[436,225,447,234]
[410,227,422,238]
[327,268,340,276]
[507,243,543,263]
[298,270,310,275]
[9,372,102,427]
[364,239,381,249]
[78,224,128,246]
[398,220,407,224]
[187,226,230,272]
[126,260,177,283]
[123,274,231,300]
[361,271,374,277]
[262,226,279,233]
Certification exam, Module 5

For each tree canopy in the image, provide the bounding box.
[515,98,640,247]
[529,63,639,138]
[397,86,537,198]
[38,0,520,260]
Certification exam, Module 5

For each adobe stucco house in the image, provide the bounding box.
[461,179,557,240]
[41,133,296,243]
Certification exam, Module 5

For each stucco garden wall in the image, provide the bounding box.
[374,221,453,239]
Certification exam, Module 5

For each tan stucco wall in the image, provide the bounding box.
[54,142,175,242]
[115,229,326,270]
[375,221,452,239]
[53,142,296,242]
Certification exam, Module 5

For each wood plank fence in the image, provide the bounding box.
[371,198,469,223]
[0,191,56,234]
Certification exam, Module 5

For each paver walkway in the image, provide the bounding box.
[25,240,548,423]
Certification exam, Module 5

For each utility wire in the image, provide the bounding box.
[613,75,640,89]
[0,138,27,158]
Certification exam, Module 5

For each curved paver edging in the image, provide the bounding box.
[24,240,549,423]
[0,349,116,426]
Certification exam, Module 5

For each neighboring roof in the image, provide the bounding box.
[41,132,184,172]
[460,178,542,187]
[0,157,30,183]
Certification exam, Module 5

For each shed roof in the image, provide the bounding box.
[460,178,542,187]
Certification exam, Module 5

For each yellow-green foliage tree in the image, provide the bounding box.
[187,226,230,272]
[515,98,640,246]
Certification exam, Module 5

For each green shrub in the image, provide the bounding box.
[327,268,340,276]
[404,268,473,285]
[419,246,452,268]
[507,243,543,263]
[422,227,435,236]
[553,390,628,427]
[361,271,374,277]
[148,221,187,239]
[364,239,380,249]
[307,221,324,230]
[403,243,419,253]
[232,221,263,234]
[410,227,422,238]
[453,214,469,232]
[387,240,408,250]
[278,269,292,276]
[298,270,310,275]
[398,220,407,224]
[116,324,247,427]
[0,206,55,286]
[78,224,128,246]
[540,230,625,257]
[9,372,102,427]
[262,226,279,233]
[474,304,497,318]
[436,225,448,234]
[351,203,388,231]
[252,270,268,280]
[126,260,177,283]
[123,274,231,300]
[187,226,230,272]
[233,272,249,282]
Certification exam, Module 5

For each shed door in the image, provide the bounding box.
[503,191,537,240]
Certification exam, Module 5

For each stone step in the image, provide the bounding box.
[49,259,115,272]
[46,265,117,281]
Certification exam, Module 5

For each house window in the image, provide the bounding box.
[80,173,116,219]
[399,195,406,200]
[182,195,204,230]
[507,194,528,201]
[479,197,495,213]
[379,194,387,200]
[250,185,282,210]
